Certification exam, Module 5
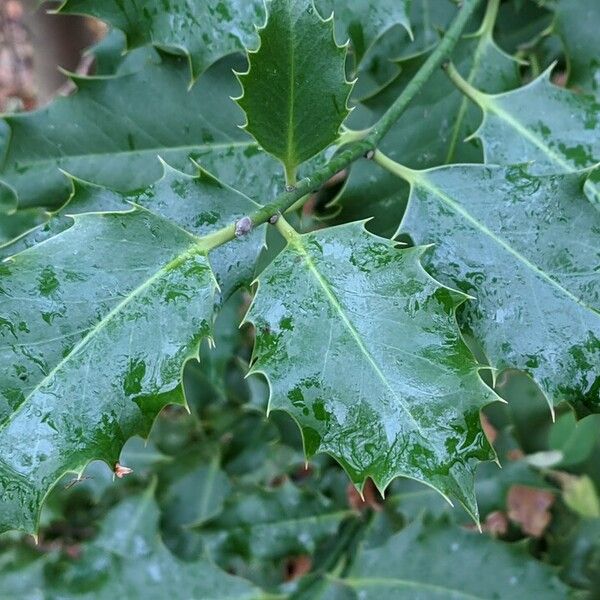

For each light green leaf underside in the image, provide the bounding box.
[0,488,267,599]
[464,69,600,173]
[0,208,218,534]
[316,0,411,66]
[246,222,499,520]
[553,0,600,99]
[237,0,352,178]
[398,165,600,409]
[1,165,265,300]
[325,518,569,599]
[58,0,265,82]
[333,30,519,237]
[0,55,281,212]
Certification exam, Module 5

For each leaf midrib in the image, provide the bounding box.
[290,237,426,436]
[416,176,600,318]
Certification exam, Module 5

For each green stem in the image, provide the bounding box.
[475,0,500,38]
[200,0,482,254]
[275,214,300,241]
[445,0,500,163]
[444,61,488,107]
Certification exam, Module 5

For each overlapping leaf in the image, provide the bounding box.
[322,518,569,598]
[395,164,600,409]
[450,65,600,173]
[316,0,411,66]
[1,165,265,299]
[351,0,458,101]
[0,55,280,212]
[246,222,499,520]
[331,14,519,236]
[58,0,265,82]
[237,0,352,181]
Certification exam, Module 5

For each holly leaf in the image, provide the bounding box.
[553,0,600,98]
[0,55,280,211]
[323,518,570,598]
[0,201,226,533]
[246,222,499,521]
[1,165,265,300]
[450,65,600,173]
[316,0,412,67]
[396,164,600,410]
[57,0,265,83]
[237,0,352,181]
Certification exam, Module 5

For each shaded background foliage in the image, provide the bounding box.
[0,0,599,597]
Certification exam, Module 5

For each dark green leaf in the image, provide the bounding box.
[0,56,280,211]
[58,0,265,82]
[246,221,499,520]
[316,0,411,66]
[237,0,352,181]
[0,208,48,246]
[0,488,267,598]
[162,454,231,528]
[1,165,265,299]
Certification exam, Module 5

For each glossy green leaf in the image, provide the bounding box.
[58,0,265,82]
[451,66,600,173]
[323,518,570,599]
[396,164,600,409]
[553,0,600,98]
[0,55,280,211]
[316,0,411,66]
[237,0,352,181]
[1,165,265,299]
[0,207,219,534]
[246,221,499,520]
[330,17,519,236]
